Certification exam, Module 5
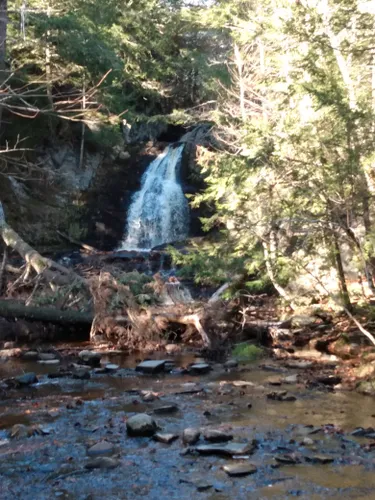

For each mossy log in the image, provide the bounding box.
[0,299,93,324]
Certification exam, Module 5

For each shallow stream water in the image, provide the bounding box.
[1,347,375,499]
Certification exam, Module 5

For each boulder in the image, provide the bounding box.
[126,414,157,436]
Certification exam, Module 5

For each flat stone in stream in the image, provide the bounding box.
[223,463,257,477]
[16,372,38,385]
[195,441,256,456]
[126,414,157,436]
[305,454,334,464]
[183,428,201,445]
[136,360,168,374]
[203,429,233,442]
[224,359,239,369]
[104,363,119,372]
[38,352,57,361]
[153,432,179,444]
[38,359,60,365]
[153,404,179,414]
[189,363,212,375]
[87,441,115,456]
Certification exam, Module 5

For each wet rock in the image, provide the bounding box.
[22,351,39,360]
[267,391,296,402]
[284,374,298,384]
[195,441,256,457]
[267,376,282,386]
[354,363,375,379]
[38,359,60,365]
[85,457,120,469]
[48,371,72,379]
[4,341,16,349]
[305,454,334,464]
[183,428,201,445]
[275,454,301,465]
[285,360,314,369]
[290,315,317,328]
[316,375,341,386]
[78,350,102,366]
[224,359,239,369]
[153,404,179,414]
[189,363,212,375]
[351,427,375,437]
[0,348,22,358]
[104,363,119,372]
[153,432,179,444]
[140,390,159,402]
[203,429,233,443]
[87,441,115,456]
[126,414,157,436]
[223,463,257,477]
[357,379,375,396]
[72,363,91,371]
[136,360,167,374]
[163,362,176,372]
[9,424,28,439]
[16,372,38,385]
[38,352,57,361]
[302,437,314,446]
[72,369,91,380]
[9,424,50,439]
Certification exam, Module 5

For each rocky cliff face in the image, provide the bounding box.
[3,122,210,251]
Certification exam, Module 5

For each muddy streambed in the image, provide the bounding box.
[1,349,375,499]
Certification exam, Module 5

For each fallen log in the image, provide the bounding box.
[0,201,82,287]
[0,299,93,324]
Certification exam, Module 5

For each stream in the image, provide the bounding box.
[1,347,375,499]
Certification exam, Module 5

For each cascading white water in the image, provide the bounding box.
[119,144,189,251]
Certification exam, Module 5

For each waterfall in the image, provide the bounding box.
[119,144,189,251]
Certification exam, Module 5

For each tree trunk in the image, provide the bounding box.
[0,0,8,132]
[332,229,352,311]
[0,201,81,286]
